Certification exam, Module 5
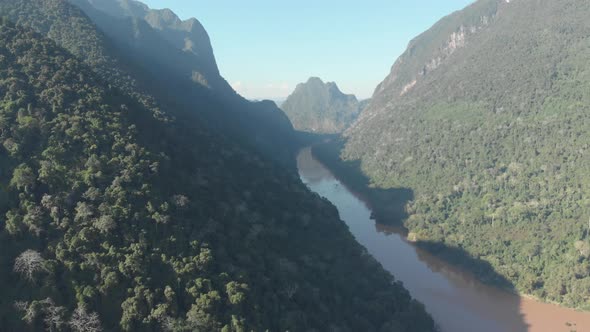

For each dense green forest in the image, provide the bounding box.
[69,0,299,168]
[0,7,435,332]
[341,0,590,309]
[0,0,298,168]
[281,77,361,134]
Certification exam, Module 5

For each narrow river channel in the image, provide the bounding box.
[297,147,590,332]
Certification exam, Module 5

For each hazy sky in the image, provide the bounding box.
[141,0,474,100]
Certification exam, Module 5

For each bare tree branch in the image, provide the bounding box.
[13,250,47,282]
[14,301,37,324]
[69,306,103,332]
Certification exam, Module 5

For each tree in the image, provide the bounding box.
[94,215,116,233]
[172,195,190,208]
[14,298,66,331]
[225,281,248,305]
[10,164,36,192]
[14,250,47,282]
[14,301,40,325]
[75,202,94,223]
[69,306,103,332]
[43,299,67,332]
[574,241,590,258]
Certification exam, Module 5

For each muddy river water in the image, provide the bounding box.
[297,147,590,332]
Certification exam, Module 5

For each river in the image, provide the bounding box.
[297,147,590,332]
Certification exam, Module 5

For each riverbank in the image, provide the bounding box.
[311,139,413,227]
[310,139,590,313]
[298,146,590,332]
[310,140,513,287]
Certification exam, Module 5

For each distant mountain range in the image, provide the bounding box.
[281,77,364,134]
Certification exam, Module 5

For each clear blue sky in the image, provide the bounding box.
[141,0,474,100]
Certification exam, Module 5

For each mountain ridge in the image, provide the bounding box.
[82,0,219,76]
[72,0,300,167]
[281,77,361,134]
[0,0,298,167]
[0,1,436,331]
[341,0,590,309]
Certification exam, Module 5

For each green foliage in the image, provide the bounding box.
[343,0,590,309]
[281,77,361,134]
[10,164,35,191]
[0,13,434,332]
[0,0,299,168]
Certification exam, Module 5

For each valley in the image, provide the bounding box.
[298,148,590,332]
[1,0,589,330]
[300,145,590,332]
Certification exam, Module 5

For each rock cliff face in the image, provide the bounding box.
[365,0,501,111]
[72,0,220,88]
[281,77,361,134]
[341,0,590,308]
[67,0,298,167]
[86,0,219,76]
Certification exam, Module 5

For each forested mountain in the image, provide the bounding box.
[68,0,225,92]
[281,77,361,134]
[0,12,433,331]
[0,2,436,332]
[80,0,220,83]
[0,0,297,168]
[341,0,590,308]
[70,0,298,165]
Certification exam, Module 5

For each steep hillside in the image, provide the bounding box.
[358,98,372,113]
[343,0,590,308]
[0,19,435,332]
[82,0,219,80]
[282,77,360,134]
[69,0,225,92]
[0,0,297,167]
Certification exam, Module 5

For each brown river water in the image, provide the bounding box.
[297,147,590,332]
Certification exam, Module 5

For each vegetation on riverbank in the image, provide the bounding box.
[341,0,590,310]
[312,140,412,226]
[313,139,590,310]
[0,2,438,330]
